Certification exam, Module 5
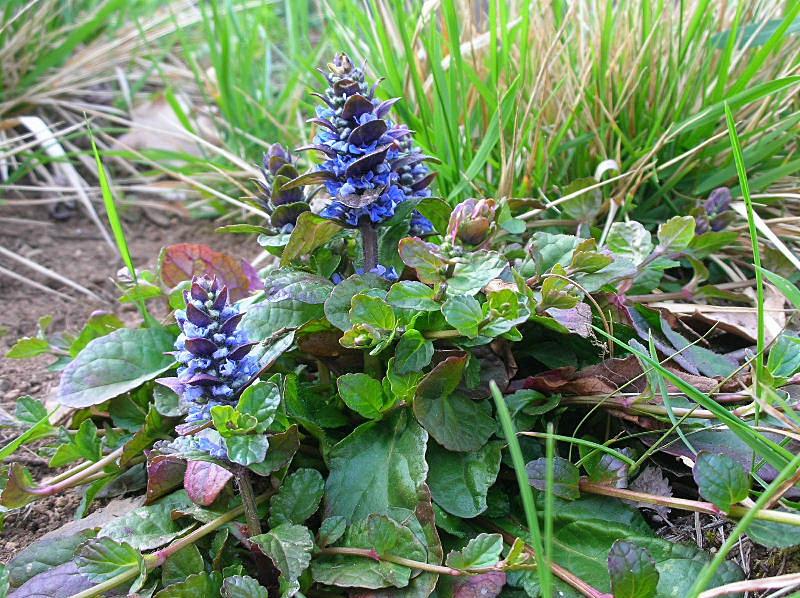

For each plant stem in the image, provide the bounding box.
[359,217,378,271]
[318,546,462,576]
[580,481,800,526]
[22,446,123,496]
[234,465,262,537]
[71,491,274,598]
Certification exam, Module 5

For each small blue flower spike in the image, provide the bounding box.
[157,275,259,459]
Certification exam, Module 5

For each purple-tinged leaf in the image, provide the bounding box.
[345,145,390,178]
[545,302,593,338]
[184,460,234,506]
[374,97,400,118]
[526,457,580,500]
[348,119,388,146]
[410,171,437,191]
[338,185,385,209]
[186,303,213,327]
[307,117,336,131]
[453,572,506,598]
[341,93,374,120]
[295,143,338,157]
[281,212,342,266]
[220,312,245,335]
[145,454,186,503]
[607,540,659,598]
[280,170,335,191]
[159,244,262,301]
[8,561,95,598]
[184,337,217,356]
[398,237,447,284]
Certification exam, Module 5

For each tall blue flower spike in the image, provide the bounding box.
[296,53,436,228]
[157,276,259,459]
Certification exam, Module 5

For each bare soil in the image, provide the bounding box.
[0,204,261,560]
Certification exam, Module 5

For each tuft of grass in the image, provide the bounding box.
[323,0,800,223]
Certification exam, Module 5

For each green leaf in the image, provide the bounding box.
[155,572,222,597]
[100,494,193,550]
[398,237,447,284]
[759,267,800,309]
[324,273,388,331]
[767,333,800,381]
[325,410,428,522]
[526,457,580,500]
[656,215,695,253]
[225,434,269,467]
[14,396,48,426]
[248,425,300,476]
[263,268,334,304]
[446,533,504,569]
[350,293,397,330]
[659,319,737,378]
[427,441,502,518]
[269,468,325,527]
[162,545,204,587]
[414,390,495,452]
[529,232,583,272]
[318,516,347,547]
[5,337,50,359]
[607,222,653,265]
[393,329,434,375]
[221,575,269,598]
[746,518,800,548]
[7,529,96,587]
[447,250,507,296]
[237,380,281,433]
[607,540,659,598]
[281,212,342,265]
[311,514,425,590]
[241,299,323,339]
[386,358,425,403]
[386,281,439,311]
[57,328,175,408]
[70,313,125,357]
[75,536,144,583]
[337,373,389,419]
[211,405,258,436]
[688,231,740,259]
[692,452,750,512]
[441,295,484,338]
[251,523,314,598]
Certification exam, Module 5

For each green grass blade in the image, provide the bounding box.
[88,125,158,328]
[724,103,765,384]
[491,380,551,596]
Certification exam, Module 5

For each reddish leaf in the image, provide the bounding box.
[184,460,233,506]
[522,355,744,396]
[453,572,506,598]
[158,243,262,301]
[146,454,186,504]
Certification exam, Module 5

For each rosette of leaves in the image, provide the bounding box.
[157,276,259,459]
[255,143,311,233]
[284,53,437,228]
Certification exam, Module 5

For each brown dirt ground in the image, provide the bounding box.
[0,203,262,560]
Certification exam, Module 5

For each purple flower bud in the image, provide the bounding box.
[447,199,496,246]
